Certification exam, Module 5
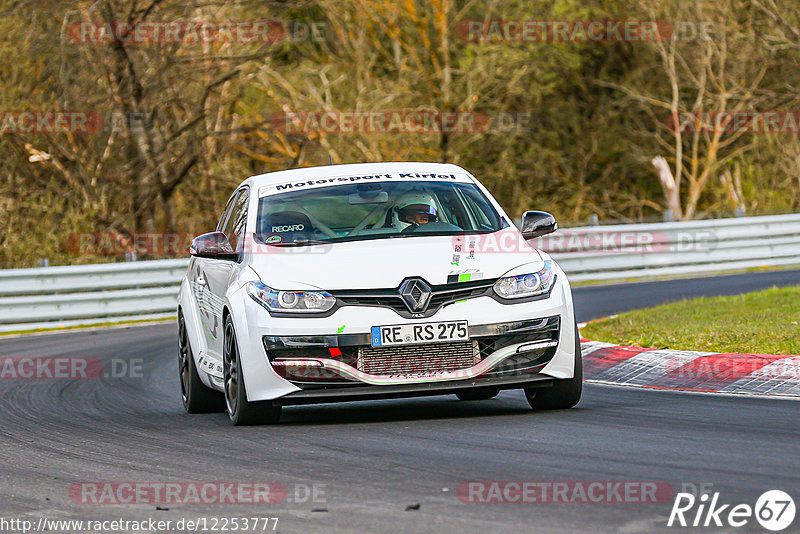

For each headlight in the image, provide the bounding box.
[493,261,555,299]
[247,281,335,313]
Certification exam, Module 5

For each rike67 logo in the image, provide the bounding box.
[668,489,795,531]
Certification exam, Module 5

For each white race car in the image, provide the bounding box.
[177,162,581,425]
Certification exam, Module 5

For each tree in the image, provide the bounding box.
[599,0,776,219]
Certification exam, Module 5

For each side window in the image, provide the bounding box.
[222,188,249,252]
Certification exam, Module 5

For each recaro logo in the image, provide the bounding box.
[271,224,305,232]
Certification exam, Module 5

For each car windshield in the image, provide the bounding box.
[255,180,506,246]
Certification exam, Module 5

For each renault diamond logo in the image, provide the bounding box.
[399,279,432,313]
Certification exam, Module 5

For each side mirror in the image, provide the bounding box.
[190,232,239,261]
[520,211,557,240]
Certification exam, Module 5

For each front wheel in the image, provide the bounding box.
[223,315,282,426]
[524,325,582,410]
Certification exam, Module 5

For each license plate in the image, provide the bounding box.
[370,320,469,347]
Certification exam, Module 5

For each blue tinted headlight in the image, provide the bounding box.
[247,282,335,313]
[493,261,555,299]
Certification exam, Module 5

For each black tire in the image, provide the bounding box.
[178,310,225,413]
[223,314,282,426]
[456,388,500,401]
[524,325,582,410]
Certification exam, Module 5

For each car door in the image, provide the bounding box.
[201,187,250,358]
[191,189,238,357]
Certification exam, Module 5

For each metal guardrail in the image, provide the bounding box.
[544,212,800,282]
[1,214,799,332]
[0,260,189,333]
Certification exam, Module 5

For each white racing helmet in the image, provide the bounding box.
[390,191,439,230]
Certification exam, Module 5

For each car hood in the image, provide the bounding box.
[248,229,543,290]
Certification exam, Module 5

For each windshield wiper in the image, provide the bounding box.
[253,234,333,247]
[266,239,332,247]
[255,230,493,247]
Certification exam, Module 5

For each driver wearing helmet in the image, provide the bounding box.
[389,192,439,230]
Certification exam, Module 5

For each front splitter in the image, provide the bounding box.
[271,373,554,406]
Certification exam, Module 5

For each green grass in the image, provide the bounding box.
[581,285,800,355]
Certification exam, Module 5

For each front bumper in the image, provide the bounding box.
[264,315,560,387]
[234,263,577,402]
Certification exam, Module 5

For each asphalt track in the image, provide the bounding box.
[1,269,799,533]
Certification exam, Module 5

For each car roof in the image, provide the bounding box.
[243,162,473,187]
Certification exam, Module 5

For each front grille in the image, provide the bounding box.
[428,285,491,308]
[336,294,406,312]
[357,341,480,378]
[332,278,494,318]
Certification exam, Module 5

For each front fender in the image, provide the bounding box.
[539,260,578,379]
[226,277,300,402]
